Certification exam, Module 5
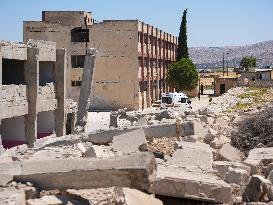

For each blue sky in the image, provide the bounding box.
[0,0,273,47]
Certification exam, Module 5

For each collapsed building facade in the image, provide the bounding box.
[0,40,76,149]
[23,11,177,110]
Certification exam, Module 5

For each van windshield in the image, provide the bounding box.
[162,97,172,104]
[180,98,187,103]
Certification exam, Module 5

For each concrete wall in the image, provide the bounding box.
[42,11,93,27]
[0,41,27,60]
[27,40,56,62]
[0,116,26,148]
[37,111,54,139]
[23,21,90,102]
[1,85,28,119]
[37,83,57,112]
[215,77,237,96]
[89,20,139,110]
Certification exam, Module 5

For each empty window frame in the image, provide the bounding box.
[71,55,85,68]
[71,81,82,87]
[71,27,89,42]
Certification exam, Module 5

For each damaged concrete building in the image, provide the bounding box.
[0,40,76,149]
[23,11,177,110]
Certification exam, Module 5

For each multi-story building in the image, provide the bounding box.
[23,11,177,110]
[0,40,74,149]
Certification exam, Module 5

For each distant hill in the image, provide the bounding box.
[189,40,273,69]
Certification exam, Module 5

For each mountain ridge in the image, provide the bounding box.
[189,40,273,69]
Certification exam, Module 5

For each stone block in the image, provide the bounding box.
[144,123,177,140]
[14,152,156,191]
[180,121,194,136]
[180,120,212,142]
[242,175,271,202]
[172,142,213,170]
[149,165,232,204]
[112,128,146,154]
[210,135,230,149]
[219,143,243,162]
[213,161,251,180]
[244,147,273,175]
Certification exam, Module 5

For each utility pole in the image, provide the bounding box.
[226,52,230,76]
[222,52,225,76]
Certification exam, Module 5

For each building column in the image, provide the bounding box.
[155,28,159,100]
[150,26,154,103]
[0,48,2,150]
[159,30,162,96]
[54,49,67,137]
[146,24,151,108]
[163,32,166,93]
[76,48,96,128]
[24,47,39,148]
[141,22,145,110]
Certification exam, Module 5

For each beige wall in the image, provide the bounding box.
[89,20,139,110]
[215,77,237,96]
[42,11,93,27]
[23,21,91,102]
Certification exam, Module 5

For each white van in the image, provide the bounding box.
[160,92,191,109]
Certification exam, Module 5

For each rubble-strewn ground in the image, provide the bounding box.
[2,87,273,204]
[147,137,177,156]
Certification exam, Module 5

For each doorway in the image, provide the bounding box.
[220,84,226,95]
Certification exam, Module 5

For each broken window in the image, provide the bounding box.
[71,55,85,68]
[139,81,147,92]
[71,81,82,87]
[71,28,89,42]
[2,59,25,85]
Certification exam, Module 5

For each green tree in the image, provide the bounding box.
[166,58,198,92]
[177,9,189,61]
[240,56,256,69]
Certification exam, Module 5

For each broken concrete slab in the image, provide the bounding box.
[66,187,163,205]
[0,174,13,186]
[0,161,22,175]
[14,152,156,191]
[242,175,271,202]
[123,187,163,205]
[144,123,177,140]
[149,165,232,204]
[218,143,244,162]
[0,189,26,205]
[88,128,137,145]
[154,110,172,121]
[213,161,251,180]
[27,195,74,205]
[112,128,146,154]
[244,147,273,175]
[171,142,213,171]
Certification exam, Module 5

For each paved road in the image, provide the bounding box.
[190,95,211,112]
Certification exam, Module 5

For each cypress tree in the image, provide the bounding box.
[177,9,189,61]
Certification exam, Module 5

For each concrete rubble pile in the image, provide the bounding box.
[2,88,273,204]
